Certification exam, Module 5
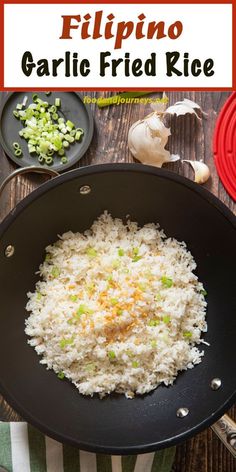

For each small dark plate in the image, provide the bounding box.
[0,92,94,172]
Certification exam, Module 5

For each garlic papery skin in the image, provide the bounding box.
[165,98,205,119]
[128,112,179,168]
[183,160,210,184]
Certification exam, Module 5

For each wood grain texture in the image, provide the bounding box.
[0,91,235,471]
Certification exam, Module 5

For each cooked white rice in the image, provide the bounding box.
[25,212,207,398]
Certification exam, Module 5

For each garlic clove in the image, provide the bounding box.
[128,112,179,168]
[183,160,210,184]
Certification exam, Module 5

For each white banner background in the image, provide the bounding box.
[4,3,232,88]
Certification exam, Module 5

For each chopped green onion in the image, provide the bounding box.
[155,294,162,302]
[132,361,139,368]
[57,371,65,379]
[86,248,97,257]
[45,254,51,262]
[28,145,36,154]
[110,298,118,305]
[108,350,116,359]
[70,295,78,302]
[133,247,139,256]
[49,105,56,113]
[162,315,170,324]
[61,157,68,164]
[45,156,53,165]
[201,289,207,296]
[76,304,93,316]
[132,256,142,262]
[66,119,75,130]
[151,340,157,348]
[75,131,83,141]
[55,98,61,107]
[117,309,123,316]
[36,292,42,300]
[13,96,84,165]
[161,276,173,288]
[183,331,192,338]
[60,337,74,348]
[118,248,124,257]
[14,148,22,157]
[13,142,20,149]
[51,266,60,278]
[148,319,160,327]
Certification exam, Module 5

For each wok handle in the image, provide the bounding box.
[0,166,59,199]
[211,414,236,458]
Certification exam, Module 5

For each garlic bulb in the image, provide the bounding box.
[128,112,179,168]
[183,160,210,184]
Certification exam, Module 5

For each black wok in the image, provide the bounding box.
[0,163,235,455]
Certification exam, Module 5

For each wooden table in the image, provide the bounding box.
[0,91,235,472]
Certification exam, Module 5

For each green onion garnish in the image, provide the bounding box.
[118,248,124,256]
[183,331,192,338]
[148,319,160,327]
[132,256,142,262]
[36,292,42,300]
[161,276,173,288]
[60,338,74,348]
[86,248,97,257]
[201,289,207,296]
[14,148,22,157]
[110,298,118,305]
[55,98,61,107]
[132,361,139,368]
[108,350,116,359]
[13,142,20,149]
[70,295,78,302]
[51,266,60,278]
[162,315,170,324]
[151,340,157,348]
[57,371,65,379]
[76,304,93,316]
[117,309,123,316]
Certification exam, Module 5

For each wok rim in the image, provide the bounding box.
[0,163,235,454]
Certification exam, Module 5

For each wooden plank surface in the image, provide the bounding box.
[0,91,235,471]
